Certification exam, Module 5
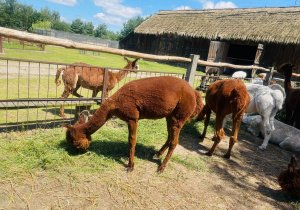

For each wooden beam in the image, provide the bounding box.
[0,27,271,72]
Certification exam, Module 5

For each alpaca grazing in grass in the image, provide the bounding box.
[278,156,300,199]
[63,76,204,172]
[55,57,139,117]
[197,79,250,158]
[277,63,300,129]
[242,115,300,152]
[244,83,285,149]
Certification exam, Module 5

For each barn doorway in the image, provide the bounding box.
[225,44,257,77]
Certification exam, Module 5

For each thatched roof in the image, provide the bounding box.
[135,7,300,44]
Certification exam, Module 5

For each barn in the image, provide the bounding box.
[120,7,300,74]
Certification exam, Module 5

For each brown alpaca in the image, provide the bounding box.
[63,76,204,172]
[278,155,300,199]
[277,63,300,129]
[55,57,139,117]
[197,79,250,158]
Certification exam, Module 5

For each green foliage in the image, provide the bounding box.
[82,21,94,36]
[31,20,52,30]
[51,20,70,32]
[120,15,150,39]
[70,18,84,34]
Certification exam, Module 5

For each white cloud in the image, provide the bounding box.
[92,0,142,19]
[174,6,192,10]
[93,13,124,26]
[200,1,237,9]
[46,0,77,6]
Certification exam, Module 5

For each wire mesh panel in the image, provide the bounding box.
[0,57,185,133]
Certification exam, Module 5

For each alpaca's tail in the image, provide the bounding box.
[271,89,285,111]
[55,66,66,86]
[190,90,205,119]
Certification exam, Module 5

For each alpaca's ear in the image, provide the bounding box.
[288,164,295,174]
[62,124,71,129]
[292,66,296,73]
[291,155,298,167]
[124,57,129,62]
[78,110,89,124]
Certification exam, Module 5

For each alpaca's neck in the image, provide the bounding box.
[283,72,293,95]
[115,70,129,82]
[80,101,113,135]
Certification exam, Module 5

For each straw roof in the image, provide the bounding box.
[134,7,300,44]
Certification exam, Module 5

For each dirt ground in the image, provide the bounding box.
[0,122,297,210]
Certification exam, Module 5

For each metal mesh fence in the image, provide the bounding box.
[0,57,184,133]
[34,29,119,49]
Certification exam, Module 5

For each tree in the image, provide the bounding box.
[70,18,83,34]
[82,21,94,36]
[51,11,60,21]
[51,20,70,32]
[120,15,149,39]
[94,23,108,38]
[40,6,52,21]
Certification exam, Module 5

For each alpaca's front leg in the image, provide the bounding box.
[126,119,138,172]
[259,133,272,150]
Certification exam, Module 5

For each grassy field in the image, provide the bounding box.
[0,41,297,209]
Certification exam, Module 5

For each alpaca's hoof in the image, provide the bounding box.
[60,114,66,118]
[223,154,231,159]
[205,152,213,156]
[259,145,267,150]
[153,153,160,159]
[125,167,134,172]
[157,166,164,173]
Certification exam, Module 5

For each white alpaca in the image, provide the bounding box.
[242,115,300,152]
[244,84,286,149]
[232,71,247,79]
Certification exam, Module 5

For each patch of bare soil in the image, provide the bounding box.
[0,125,296,209]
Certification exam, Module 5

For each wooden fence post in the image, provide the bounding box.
[0,37,3,54]
[252,44,264,78]
[185,54,199,87]
[101,68,109,103]
[264,67,274,86]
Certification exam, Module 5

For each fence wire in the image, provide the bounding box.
[0,57,184,133]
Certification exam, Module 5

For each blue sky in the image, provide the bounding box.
[18,0,300,32]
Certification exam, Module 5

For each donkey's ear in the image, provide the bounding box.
[78,110,89,124]
[133,58,139,63]
[124,57,129,62]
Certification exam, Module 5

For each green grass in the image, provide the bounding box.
[1,42,187,73]
[0,117,212,180]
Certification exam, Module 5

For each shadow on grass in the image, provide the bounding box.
[60,139,161,168]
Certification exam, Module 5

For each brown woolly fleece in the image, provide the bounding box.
[278,156,300,199]
[63,76,204,172]
[278,63,300,129]
[55,57,139,117]
[197,79,250,158]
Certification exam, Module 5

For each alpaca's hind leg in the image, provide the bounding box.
[126,119,138,172]
[153,117,172,158]
[199,108,211,139]
[72,84,84,98]
[223,111,244,158]
[59,89,72,118]
[206,113,226,156]
[157,118,184,173]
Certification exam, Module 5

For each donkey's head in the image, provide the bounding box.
[124,57,139,71]
[62,111,91,152]
[278,63,295,76]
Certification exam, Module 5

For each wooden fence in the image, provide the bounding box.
[0,27,299,133]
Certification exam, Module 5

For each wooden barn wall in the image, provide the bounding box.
[261,43,300,74]
[135,34,210,59]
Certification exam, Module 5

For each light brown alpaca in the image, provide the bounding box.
[197,79,250,158]
[277,63,300,129]
[55,57,139,117]
[63,76,204,172]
